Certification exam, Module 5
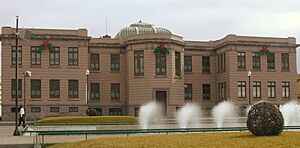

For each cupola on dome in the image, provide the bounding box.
[116,21,171,38]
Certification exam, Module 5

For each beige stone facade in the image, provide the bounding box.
[0,21,298,120]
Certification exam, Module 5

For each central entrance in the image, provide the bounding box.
[156,91,167,115]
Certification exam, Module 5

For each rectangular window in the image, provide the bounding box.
[31,47,41,65]
[282,82,290,98]
[109,108,122,116]
[111,83,120,100]
[238,81,246,98]
[253,81,261,98]
[218,55,220,72]
[252,53,261,70]
[184,84,192,101]
[49,80,60,98]
[68,80,78,98]
[220,54,223,72]
[31,79,41,98]
[11,79,22,98]
[50,107,60,113]
[69,107,78,112]
[268,81,276,98]
[184,56,192,72]
[134,50,144,76]
[68,47,78,66]
[31,107,41,113]
[155,53,166,75]
[95,108,102,116]
[11,107,16,113]
[49,47,60,65]
[90,54,99,71]
[203,84,211,100]
[11,46,22,65]
[134,107,139,117]
[90,83,100,100]
[267,53,275,70]
[223,53,226,71]
[281,53,289,70]
[175,52,181,77]
[111,54,120,71]
[237,52,246,69]
[202,56,210,72]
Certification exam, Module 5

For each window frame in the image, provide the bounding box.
[90,54,100,71]
[68,80,79,98]
[252,53,261,70]
[111,54,120,71]
[31,46,41,65]
[90,83,100,100]
[237,52,246,69]
[268,81,276,98]
[282,82,290,98]
[184,84,192,101]
[184,56,192,73]
[202,56,210,73]
[49,80,60,98]
[31,79,41,98]
[175,51,181,77]
[267,53,275,70]
[155,53,167,75]
[281,53,289,70]
[49,47,60,65]
[11,46,22,65]
[111,83,120,100]
[253,81,261,98]
[238,81,246,98]
[134,50,144,76]
[11,79,22,98]
[203,84,211,100]
[68,47,78,66]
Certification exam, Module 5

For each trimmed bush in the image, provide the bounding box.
[86,108,97,116]
[247,102,284,136]
[36,116,138,125]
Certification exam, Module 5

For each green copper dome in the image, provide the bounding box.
[116,21,171,38]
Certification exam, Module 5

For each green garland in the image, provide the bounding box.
[153,43,169,55]
[37,40,56,53]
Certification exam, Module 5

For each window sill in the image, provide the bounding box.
[175,76,181,79]
[237,98,247,101]
[110,71,121,74]
[236,69,246,71]
[30,65,42,68]
[281,69,290,72]
[184,72,193,74]
[185,100,192,102]
[91,71,101,73]
[202,72,211,75]
[134,76,145,79]
[11,65,23,68]
[110,100,121,103]
[48,65,61,68]
[49,98,60,101]
[267,69,276,72]
[89,99,101,102]
[202,99,211,102]
[68,98,80,101]
[155,75,168,78]
[30,99,42,101]
[252,69,261,71]
[67,66,79,69]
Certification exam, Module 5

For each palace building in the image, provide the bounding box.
[0,21,298,120]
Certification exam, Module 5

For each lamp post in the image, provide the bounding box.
[13,16,20,136]
[23,71,31,125]
[86,69,90,108]
[248,71,252,105]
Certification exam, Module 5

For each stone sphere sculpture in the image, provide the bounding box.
[247,102,284,136]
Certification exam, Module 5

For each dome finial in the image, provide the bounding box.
[139,20,142,23]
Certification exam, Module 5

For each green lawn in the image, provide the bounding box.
[36,116,137,125]
[49,131,300,148]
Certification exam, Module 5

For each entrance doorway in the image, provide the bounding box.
[156,91,167,115]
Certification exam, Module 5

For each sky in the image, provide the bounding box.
[0,0,300,72]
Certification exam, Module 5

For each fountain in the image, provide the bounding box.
[176,103,201,128]
[138,102,162,129]
[212,101,236,128]
[279,101,300,126]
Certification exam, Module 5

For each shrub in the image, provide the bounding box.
[86,108,97,116]
[247,102,284,136]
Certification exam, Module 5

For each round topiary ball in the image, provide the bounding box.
[247,102,284,136]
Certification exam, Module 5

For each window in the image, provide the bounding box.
[90,54,99,71]
[218,54,225,72]
[11,46,22,65]
[69,107,78,112]
[31,107,41,113]
[252,53,261,70]
[223,53,226,71]
[238,81,246,98]
[220,54,223,71]
[50,107,60,113]
[49,47,60,65]
[11,107,16,113]
[11,79,22,98]
[134,50,144,76]
[202,56,210,72]
[155,53,166,75]
[175,52,181,77]
[49,80,60,98]
[31,79,41,98]
[184,84,192,101]
[282,82,290,98]
[253,81,261,98]
[281,53,289,70]
[219,82,226,100]
[267,53,275,70]
[31,47,41,65]
[218,55,220,72]
[268,82,276,98]
[109,108,122,116]
[134,107,139,117]
[95,108,102,116]
[68,80,78,98]
[237,52,246,69]
[203,84,211,100]
[111,83,120,100]
[184,56,192,72]
[68,47,78,66]
[111,54,120,71]
[90,83,100,100]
